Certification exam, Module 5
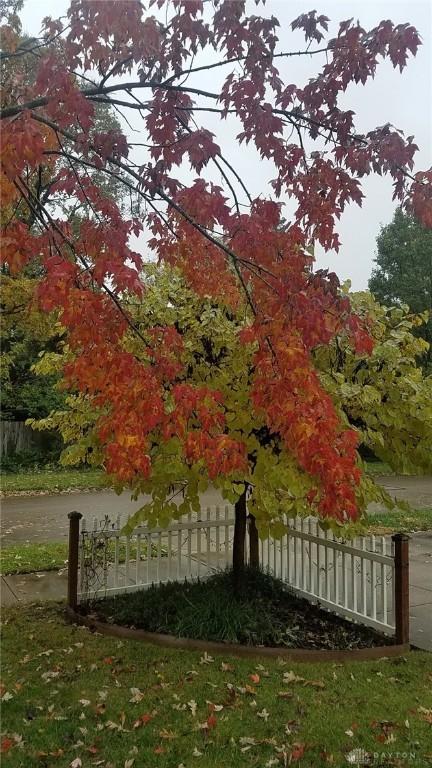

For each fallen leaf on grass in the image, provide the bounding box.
[106,712,127,732]
[133,712,154,729]
[291,743,306,761]
[283,671,304,684]
[41,670,60,682]
[188,699,198,717]
[1,737,14,754]
[249,673,260,684]
[277,691,294,700]
[206,714,217,730]
[1,691,13,702]
[192,747,203,757]
[239,736,257,748]
[257,708,270,722]
[303,679,325,689]
[200,652,214,665]
[129,687,144,703]
[70,759,82,768]
[418,707,432,724]
[221,662,234,672]
[159,728,177,740]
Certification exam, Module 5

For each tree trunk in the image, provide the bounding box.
[248,513,259,568]
[232,488,247,590]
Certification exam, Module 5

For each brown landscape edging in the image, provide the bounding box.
[65,607,410,662]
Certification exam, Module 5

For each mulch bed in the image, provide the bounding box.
[83,568,390,651]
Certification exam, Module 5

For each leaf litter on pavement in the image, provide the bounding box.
[1,605,431,767]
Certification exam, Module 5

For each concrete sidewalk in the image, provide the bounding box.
[2,533,431,651]
[408,532,432,651]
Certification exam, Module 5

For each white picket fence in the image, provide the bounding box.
[77,507,396,635]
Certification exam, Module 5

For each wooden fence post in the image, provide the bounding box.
[68,511,83,610]
[392,533,410,645]
[248,514,259,568]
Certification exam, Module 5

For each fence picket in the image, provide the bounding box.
[280,530,285,580]
[206,507,211,569]
[324,530,330,600]
[293,522,298,587]
[371,535,377,621]
[146,533,151,585]
[224,506,230,565]
[352,544,358,614]
[168,530,172,580]
[125,535,130,585]
[187,513,192,578]
[177,529,181,580]
[135,534,141,586]
[215,506,220,569]
[197,522,202,578]
[361,537,367,616]
[342,550,347,608]
[333,533,339,606]
[156,532,162,584]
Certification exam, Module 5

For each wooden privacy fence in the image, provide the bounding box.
[0,420,35,457]
[67,508,409,643]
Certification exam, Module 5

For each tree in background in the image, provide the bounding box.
[0,274,65,422]
[369,208,432,369]
[1,1,432,535]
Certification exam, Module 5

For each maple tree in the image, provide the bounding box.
[1,1,432,542]
[32,268,432,575]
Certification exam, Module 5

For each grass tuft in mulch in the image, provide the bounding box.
[89,568,387,651]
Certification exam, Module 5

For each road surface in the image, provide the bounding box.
[1,475,431,545]
[1,487,226,544]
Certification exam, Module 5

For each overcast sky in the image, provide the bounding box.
[20,0,431,290]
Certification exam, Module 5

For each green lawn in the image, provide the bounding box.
[365,460,394,475]
[0,468,107,495]
[1,604,431,767]
[368,508,432,535]
[0,461,401,497]
[0,540,166,576]
[0,542,69,575]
